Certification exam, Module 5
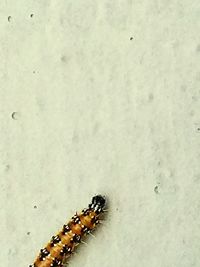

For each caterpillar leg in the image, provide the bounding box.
[62,260,69,267]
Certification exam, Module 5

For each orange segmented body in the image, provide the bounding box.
[29,195,106,267]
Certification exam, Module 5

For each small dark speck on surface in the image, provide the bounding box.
[30,14,34,18]
[154,185,159,194]
[130,37,133,40]
[192,95,198,101]
[34,205,37,209]
[61,55,66,62]
[11,112,19,120]
[61,55,69,63]
[148,93,154,102]
[27,232,31,235]
[194,123,200,132]
[8,16,12,22]
[5,164,10,172]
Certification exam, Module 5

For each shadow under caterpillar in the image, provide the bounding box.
[29,195,106,267]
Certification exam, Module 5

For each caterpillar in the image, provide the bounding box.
[29,195,106,267]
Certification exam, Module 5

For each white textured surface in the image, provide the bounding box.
[1,1,200,267]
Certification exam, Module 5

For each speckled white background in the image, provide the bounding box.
[1,1,200,267]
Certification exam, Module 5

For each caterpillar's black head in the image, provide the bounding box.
[89,195,106,213]
[92,195,106,208]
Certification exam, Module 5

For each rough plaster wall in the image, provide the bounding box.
[1,1,200,267]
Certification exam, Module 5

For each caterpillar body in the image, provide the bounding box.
[30,195,106,267]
